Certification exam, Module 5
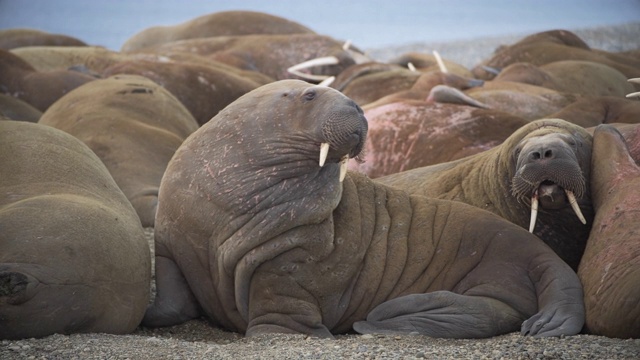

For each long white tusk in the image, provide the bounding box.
[319,143,330,167]
[339,156,349,182]
[627,78,640,84]
[342,40,352,51]
[566,190,587,224]
[529,190,539,233]
[318,76,335,87]
[626,91,640,98]
[287,56,340,81]
[433,50,448,73]
[407,62,417,72]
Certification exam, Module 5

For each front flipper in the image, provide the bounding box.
[142,256,201,327]
[353,291,523,338]
[521,304,584,337]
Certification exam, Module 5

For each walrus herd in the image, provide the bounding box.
[1,10,639,341]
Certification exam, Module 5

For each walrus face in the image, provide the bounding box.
[511,131,588,232]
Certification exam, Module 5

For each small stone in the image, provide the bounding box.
[360,334,374,340]
[416,351,426,358]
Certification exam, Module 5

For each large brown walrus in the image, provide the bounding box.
[102,58,265,125]
[39,74,199,227]
[0,49,96,112]
[143,80,584,339]
[121,10,315,52]
[134,34,369,82]
[0,28,87,50]
[379,119,594,270]
[0,121,150,340]
[472,30,640,80]
[577,125,640,339]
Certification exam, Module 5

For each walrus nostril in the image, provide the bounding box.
[529,149,554,161]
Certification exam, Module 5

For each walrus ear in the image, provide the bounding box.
[0,271,39,305]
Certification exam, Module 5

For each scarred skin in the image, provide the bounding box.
[348,100,529,178]
[39,74,199,227]
[0,121,150,340]
[379,119,594,270]
[577,125,640,338]
[143,80,584,339]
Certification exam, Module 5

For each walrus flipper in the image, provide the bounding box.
[352,291,523,338]
[142,256,200,327]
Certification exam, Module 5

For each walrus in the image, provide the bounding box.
[0,49,96,112]
[493,60,635,98]
[121,10,315,52]
[0,93,42,122]
[378,119,594,270]
[143,80,584,339]
[0,121,151,340]
[472,30,640,80]
[39,74,199,227]
[102,58,264,125]
[0,28,87,50]
[134,34,369,82]
[577,125,640,339]
[348,100,529,178]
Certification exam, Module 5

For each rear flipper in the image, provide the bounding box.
[353,291,524,338]
[142,256,200,327]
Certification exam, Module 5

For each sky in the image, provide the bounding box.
[1,0,639,50]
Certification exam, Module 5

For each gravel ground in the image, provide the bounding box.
[3,23,640,359]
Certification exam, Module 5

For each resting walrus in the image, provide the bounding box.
[0,121,150,340]
[143,80,584,339]
[378,119,594,270]
[577,125,640,338]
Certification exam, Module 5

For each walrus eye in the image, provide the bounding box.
[303,89,316,101]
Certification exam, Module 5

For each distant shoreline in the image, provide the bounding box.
[366,21,640,68]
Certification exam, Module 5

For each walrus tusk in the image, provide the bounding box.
[566,190,587,224]
[627,78,640,84]
[287,56,339,81]
[481,65,501,76]
[339,155,349,182]
[529,190,539,233]
[407,62,417,72]
[319,143,330,167]
[342,40,352,51]
[428,85,491,109]
[626,91,640,98]
[433,50,448,73]
[318,76,335,87]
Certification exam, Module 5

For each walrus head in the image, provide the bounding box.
[194,79,368,218]
[510,127,589,233]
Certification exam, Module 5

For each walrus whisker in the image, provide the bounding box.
[566,190,587,225]
[287,56,339,81]
[339,155,349,182]
[433,50,448,73]
[319,142,330,167]
[529,189,539,233]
